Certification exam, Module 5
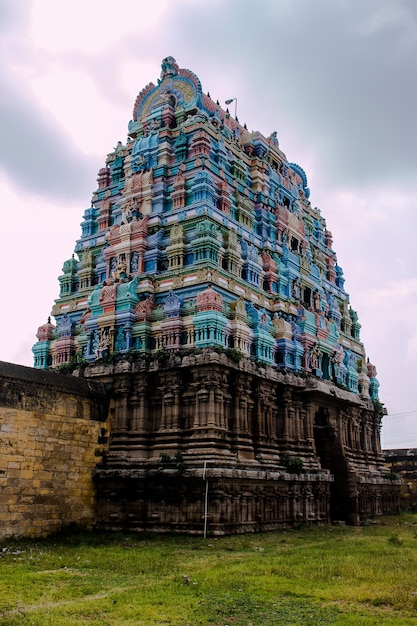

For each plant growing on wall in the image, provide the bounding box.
[280,453,305,475]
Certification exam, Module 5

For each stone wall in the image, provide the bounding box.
[385,449,417,511]
[0,362,109,539]
[0,357,399,539]
[85,350,399,532]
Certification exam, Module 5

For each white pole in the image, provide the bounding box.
[203,461,209,538]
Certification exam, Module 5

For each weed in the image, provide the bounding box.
[388,533,403,546]
[280,453,305,475]
[56,353,86,375]
[386,472,400,481]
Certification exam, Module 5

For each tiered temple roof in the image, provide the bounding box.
[33,56,379,403]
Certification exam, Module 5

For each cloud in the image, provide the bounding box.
[364,278,417,303]
[3,0,416,202]
[28,0,174,55]
[0,174,83,365]
[0,71,98,202]
[0,5,98,203]
[0,0,27,33]
[153,0,417,189]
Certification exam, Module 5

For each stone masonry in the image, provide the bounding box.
[0,362,108,539]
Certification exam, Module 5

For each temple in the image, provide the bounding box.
[33,57,399,532]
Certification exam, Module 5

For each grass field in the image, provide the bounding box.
[1,514,417,625]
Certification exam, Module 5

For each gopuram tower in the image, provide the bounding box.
[33,57,399,532]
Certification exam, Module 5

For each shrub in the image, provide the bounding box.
[280,453,305,475]
[388,534,403,546]
[386,472,400,481]
[56,353,86,374]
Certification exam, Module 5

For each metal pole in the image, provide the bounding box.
[203,461,209,538]
[225,98,237,119]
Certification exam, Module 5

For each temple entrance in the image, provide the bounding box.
[314,406,350,522]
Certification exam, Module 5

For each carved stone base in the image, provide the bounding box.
[83,350,400,533]
[94,467,332,535]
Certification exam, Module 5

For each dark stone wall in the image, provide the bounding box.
[83,350,400,533]
[385,449,417,510]
[0,361,108,419]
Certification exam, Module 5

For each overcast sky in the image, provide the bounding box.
[1,0,416,448]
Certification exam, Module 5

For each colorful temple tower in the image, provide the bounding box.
[33,57,398,532]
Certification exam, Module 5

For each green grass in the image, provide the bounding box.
[1,514,417,625]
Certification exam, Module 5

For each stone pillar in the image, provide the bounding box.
[194,387,208,429]
[339,409,347,448]
[112,377,130,431]
[293,400,301,442]
[281,391,290,442]
[134,380,149,432]
[304,401,314,442]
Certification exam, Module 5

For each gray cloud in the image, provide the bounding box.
[0,0,27,33]
[133,0,417,190]
[2,0,416,201]
[0,1,98,203]
[0,71,98,202]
